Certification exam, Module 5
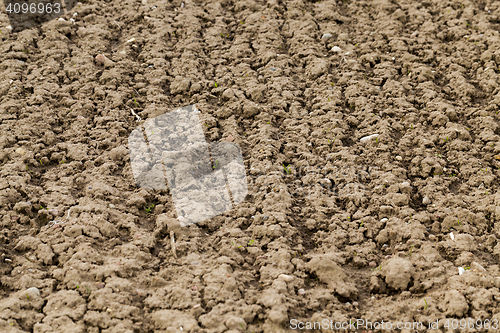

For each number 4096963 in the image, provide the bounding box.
[6,2,61,14]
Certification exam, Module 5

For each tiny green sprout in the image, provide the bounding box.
[76,285,79,289]
[327,139,330,144]
[231,241,234,246]
[26,165,29,171]
[248,239,255,246]
[328,97,331,101]
[85,286,91,294]
[39,159,43,165]
[145,204,155,213]
[354,251,357,256]
[213,159,219,170]
[214,81,218,88]
[267,121,270,124]
[465,266,470,270]
[220,33,224,37]
[239,323,244,329]
[424,299,428,309]
[61,160,65,164]
[410,124,414,129]
[237,245,242,248]
[457,218,461,226]
[359,221,364,228]
[375,137,379,144]
[408,245,414,256]
[26,294,30,300]
[283,164,291,174]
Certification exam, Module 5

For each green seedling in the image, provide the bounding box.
[248,239,255,246]
[424,299,428,309]
[283,164,291,174]
[26,165,29,171]
[214,81,218,88]
[375,137,379,144]
[327,139,330,143]
[26,294,30,300]
[213,159,219,169]
[61,160,65,164]
[444,136,449,142]
[145,204,155,213]
[359,221,364,228]
[328,97,331,101]
[85,286,91,294]
[39,205,47,210]
[464,266,470,270]
[408,245,414,256]
[354,251,357,256]
[39,159,43,165]
[76,285,79,289]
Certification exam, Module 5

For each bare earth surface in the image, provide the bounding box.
[2,0,500,332]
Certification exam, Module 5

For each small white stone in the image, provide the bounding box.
[26,287,40,296]
[450,232,455,241]
[109,204,115,209]
[278,274,294,282]
[298,288,306,295]
[380,218,388,223]
[6,25,12,30]
[458,267,465,275]
[58,17,66,22]
[422,196,431,205]
[395,156,402,161]
[401,182,410,187]
[331,46,342,52]
[360,134,379,143]
[321,33,332,40]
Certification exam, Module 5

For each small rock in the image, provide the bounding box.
[15,148,26,156]
[225,135,235,142]
[458,267,465,275]
[109,204,115,209]
[26,287,40,296]
[360,134,379,143]
[58,17,66,22]
[471,262,486,272]
[422,196,431,205]
[95,54,114,68]
[380,218,388,223]
[278,274,294,282]
[401,182,410,187]
[369,262,377,268]
[298,289,306,295]
[395,155,403,161]
[331,46,342,52]
[321,33,332,40]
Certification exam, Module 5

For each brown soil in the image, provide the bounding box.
[1,0,500,332]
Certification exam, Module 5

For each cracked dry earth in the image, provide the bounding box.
[3,0,500,332]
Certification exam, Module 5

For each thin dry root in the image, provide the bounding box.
[170,231,177,259]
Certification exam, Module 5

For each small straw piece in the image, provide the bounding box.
[131,108,142,121]
[170,231,177,259]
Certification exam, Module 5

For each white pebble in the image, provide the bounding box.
[450,232,454,241]
[321,33,332,40]
[298,289,306,295]
[331,46,342,52]
[422,196,431,205]
[380,218,388,223]
[458,267,465,275]
[360,134,379,143]
[26,287,40,296]
[278,274,294,282]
